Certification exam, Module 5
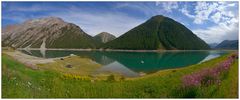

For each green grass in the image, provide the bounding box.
[2,53,238,98]
[37,56,102,76]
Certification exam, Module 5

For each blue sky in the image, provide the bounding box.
[2,1,239,43]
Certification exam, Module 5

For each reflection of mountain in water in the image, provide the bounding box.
[21,50,224,74]
[21,50,43,57]
[99,51,210,73]
[21,50,115,65]
[40,49,46,58]
[95,61,139,77]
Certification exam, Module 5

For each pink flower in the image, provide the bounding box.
[182,55,235,87]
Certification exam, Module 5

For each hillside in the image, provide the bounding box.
[215,40,238,50]
[2,17,99,49]
[103,15,210,50]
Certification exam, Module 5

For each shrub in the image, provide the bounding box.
[61,74,90,81]
[106,74,115,82]
[143,85,156,97]
[171,86,198,98]
[119,76,125,81]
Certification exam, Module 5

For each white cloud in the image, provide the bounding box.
[193,20,238,43]
[180,1,239,43]
[227,3,236,7]
[180,5,194,18]
[183,1,238,25]
[156,2,179,12]
[193,2,219,24]
[211,12,221,23]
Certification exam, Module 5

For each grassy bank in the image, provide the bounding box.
[2,52,238,98]
[37,56,102,76]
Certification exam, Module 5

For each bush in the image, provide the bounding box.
[106,74,115,82]
[143,85,156,96]
[119,76,125,81]
[61,74,90,81]
[170,86,197,98]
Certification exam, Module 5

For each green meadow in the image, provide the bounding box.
[2,52,238,98]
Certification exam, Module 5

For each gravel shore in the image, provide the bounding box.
[3,51,56,69]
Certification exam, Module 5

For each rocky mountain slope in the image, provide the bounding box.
[103,15,210,50]
[2,17,98,49]
[94,32,116,43]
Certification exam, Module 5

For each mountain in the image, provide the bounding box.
[94,32,116,43]
[2,17,98,49]
[215,40,238,50]
[209,43,218,48]
[103,15,210,50]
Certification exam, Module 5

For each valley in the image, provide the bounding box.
[2,3,239,98]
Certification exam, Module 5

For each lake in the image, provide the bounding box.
[20,50,229,77]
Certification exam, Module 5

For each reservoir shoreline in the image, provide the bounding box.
[15,48,237,52]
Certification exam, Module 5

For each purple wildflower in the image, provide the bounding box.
[182,54,236,87]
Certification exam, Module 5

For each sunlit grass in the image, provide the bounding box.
[37,56,102,75]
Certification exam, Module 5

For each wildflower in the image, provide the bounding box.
[182,55,234,88]
[216,79,221,86]
[27,82,32,86]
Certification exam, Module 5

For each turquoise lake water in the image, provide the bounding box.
[20,50,228,77]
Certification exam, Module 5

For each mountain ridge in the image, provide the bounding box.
[215,40,238,50]
[2,15,210,50]
[2,17,99,49]
[94,32,116,43]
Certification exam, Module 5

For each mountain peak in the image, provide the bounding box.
[94,32,116,43]
[150,15,165,19]
[98,32,113,36]
[148,15,171,23]
[151,15,165,19]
